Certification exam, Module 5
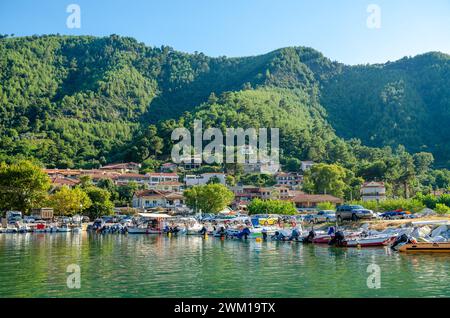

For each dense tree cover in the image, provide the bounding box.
[83,186,114,219]
[248,198,297,215]
[303,163,363,200]
[0,160,50,213]
[239,173,276,187]
[320,53,450,167]
[184,184,234,213]
[351,193,450,215]
[1,35,450,197]
[47,186,91,216]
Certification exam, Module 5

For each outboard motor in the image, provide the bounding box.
[391,233,410,250]
[302,229,316,243]
[199,226,207,235]
[329,230,345,246]
[262,229,267,241]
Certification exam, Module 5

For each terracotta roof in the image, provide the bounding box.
[51,177,80,186]
[291,194,342,204]
[362,181,385,187]
[146,172,179,177]
[157,181,183,186]
[100,162,140,169]
[44,169,81,176]
[164,192,184,200]
[135,189,165,198]
[115,173,149,179]
[134,189,183,200]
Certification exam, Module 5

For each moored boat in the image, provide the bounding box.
[56,224,71,232]
[344,234,396,247]
[397,242,450,253]
[127,226,162,234]
[126,212,172,234]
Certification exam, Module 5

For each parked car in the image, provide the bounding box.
[302,214,315,224]
[312,210,336,223]
[200,213,216,222]
[336,205,375,222]
[23,216,36,223]
[380,210,410,220]
[6,211,22,223]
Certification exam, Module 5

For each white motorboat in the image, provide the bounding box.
[56,225,72,232]
[345,234,396,247]
[126,212,173,234]
[127,226,162,234]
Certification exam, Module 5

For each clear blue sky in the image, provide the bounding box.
[1,0,449,65]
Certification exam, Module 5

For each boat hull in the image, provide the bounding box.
[345,235,395,247]
[127,227,162,234]
[398,242,450,253]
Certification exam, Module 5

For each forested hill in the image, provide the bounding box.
[0,34,449,168]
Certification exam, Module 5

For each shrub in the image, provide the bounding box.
[316,202,335,211]
[434,203,450,215]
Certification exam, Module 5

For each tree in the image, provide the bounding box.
[316,202,335,211]
[117,181,139,205]
[206,176,221,184]
[434,203,450,215]
[47,186,92,216]
[84,186,114,219]
[284,158,301,172]
[184,184,234,213]
[303,163,353,199]
[79,175,93,188]
[413,152,434,175]
[247,198,297,215]
[0,160,51,213]
[97,178,118,201]
[240,173,276,187]
[225,175,236,186]
[134,125,164,161]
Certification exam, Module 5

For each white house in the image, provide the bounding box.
[360,181,386,202]
[132,189,185,210]
[185,173,226,186]
[275,172,303,188]
[99,162,141,174]
[146,173,179,186]
[300,161,315,172]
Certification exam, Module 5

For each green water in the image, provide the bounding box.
[0,232,449,297]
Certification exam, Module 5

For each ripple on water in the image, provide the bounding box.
[0,233,449,297]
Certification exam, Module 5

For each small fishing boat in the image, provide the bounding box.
[126,213,172,234]
[397,242,450,253]
[183,218,205,235]
[127,226,162,234]
[344,234,396,247]
[34,223,47,233]
[312,234,332,244]
[71,226,82,233]
[56,224,71,232]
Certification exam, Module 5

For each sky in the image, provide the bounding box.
[0,0,449,65]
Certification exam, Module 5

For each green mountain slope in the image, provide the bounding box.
[0,34,449,169]
[320,52,450,167]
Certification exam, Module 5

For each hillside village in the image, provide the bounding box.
[43,160,385,215]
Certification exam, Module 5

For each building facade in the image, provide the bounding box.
[360,181,386,202]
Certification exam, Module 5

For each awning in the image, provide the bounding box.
[138,213,173,218]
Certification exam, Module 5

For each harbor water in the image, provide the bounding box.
[0,232,449,297]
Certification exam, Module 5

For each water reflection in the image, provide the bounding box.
[0,233,449,298]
